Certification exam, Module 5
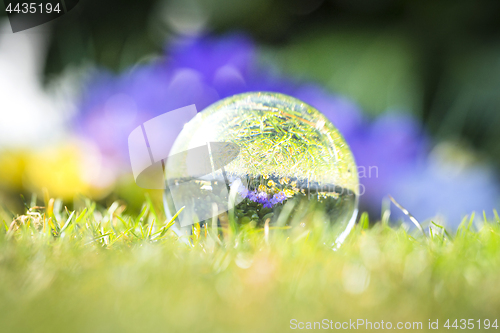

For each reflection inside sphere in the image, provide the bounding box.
[164,92,359,239]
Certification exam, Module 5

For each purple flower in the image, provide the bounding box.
[263,202,273,209]
[270,192,287,205]
[77,33,500,226]
[247,190,258,202]
[167,34,255,98]
[347,113,429,212]
[256,191,269,205]
[231,178,249,198]
[390,158,499,225]
[77,34,253,169]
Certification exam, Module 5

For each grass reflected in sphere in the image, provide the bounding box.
[165,92,359,240]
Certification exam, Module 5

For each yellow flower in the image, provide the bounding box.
[0,150,27,190]
[24,140,111,200]
[279,177,289,185]
[258,184,267,192]
[326,192,340,199]
[263,174,269,180]
[284,189,295,197]
[267,180,275,187]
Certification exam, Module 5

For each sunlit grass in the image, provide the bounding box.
[1,196,500,332]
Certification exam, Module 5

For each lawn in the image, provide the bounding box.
[1,196,500,332]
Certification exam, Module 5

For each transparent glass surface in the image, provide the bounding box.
[164,92,359,237]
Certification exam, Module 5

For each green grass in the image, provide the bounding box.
[1,197,500,332]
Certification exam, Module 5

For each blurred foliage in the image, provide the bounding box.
[43,0,160,74]
[428,45,500,167]
[261,28,422,116]
[36,0,500,170]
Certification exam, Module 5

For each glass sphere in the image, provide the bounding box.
[164,92,359,239]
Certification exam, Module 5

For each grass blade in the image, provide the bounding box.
[389,195,426,238]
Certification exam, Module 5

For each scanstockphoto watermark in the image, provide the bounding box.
[290,318,500,330]
[356,165,378,197]
[290,319,423,330]
[303,165,378,198]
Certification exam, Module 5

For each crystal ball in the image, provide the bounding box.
[164,92,359,238]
